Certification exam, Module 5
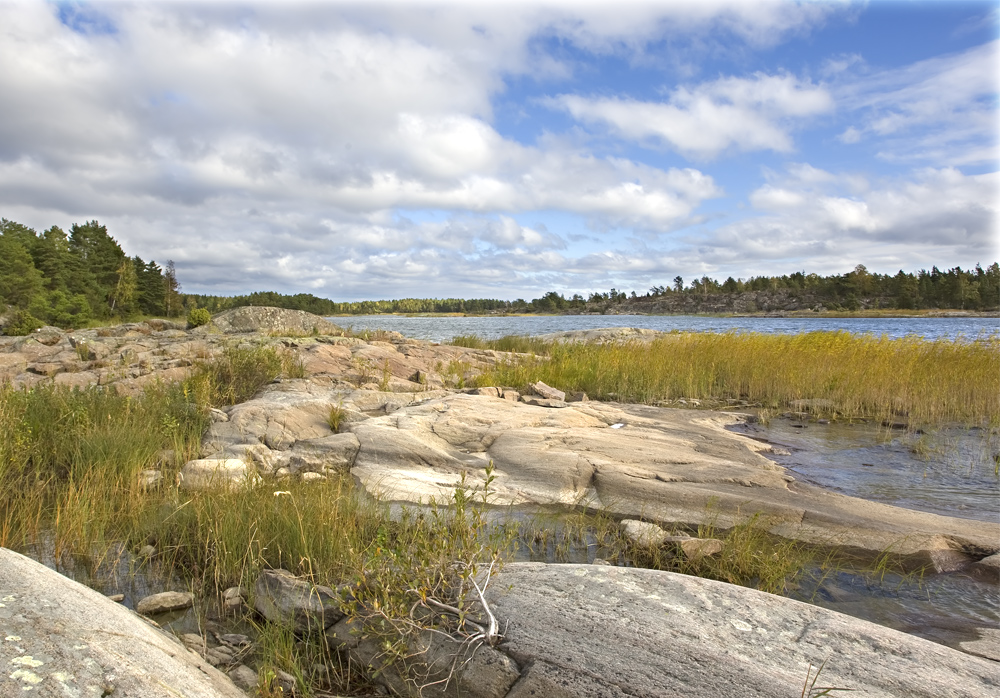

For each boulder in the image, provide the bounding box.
[179,458,255,491]
[0,548,242,697]
[528,381,565,402]
[208,307,342,335]
[253,569,345,633]
[135,591,194,615]
[619,519,668,547]
[288,433,361,473]
[486,562,1000,697]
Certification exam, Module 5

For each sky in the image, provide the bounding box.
[0,1,997,301]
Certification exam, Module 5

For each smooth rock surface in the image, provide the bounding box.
[487,562,1000,698]
[0,548,242,698]
[347,394,999,561]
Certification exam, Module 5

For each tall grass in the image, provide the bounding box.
[474,330,1000,425]
[450,333,553,355]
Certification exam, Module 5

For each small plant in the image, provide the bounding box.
[328,403,345,433]
[3,309,43,336]
[187,307,211,329]
[281,349,307,379]
[74,341,91,361]
[801,658,854,697]
[378,360,391,391]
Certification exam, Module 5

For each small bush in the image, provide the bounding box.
[3,309,43,336]
[187,307,211,329]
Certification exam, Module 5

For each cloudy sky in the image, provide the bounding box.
[1,1,997,300]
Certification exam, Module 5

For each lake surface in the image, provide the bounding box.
[330,313,998,342]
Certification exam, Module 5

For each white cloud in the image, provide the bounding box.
[552,73,833,159]
[725,166,998,273]
[834,40,999,165]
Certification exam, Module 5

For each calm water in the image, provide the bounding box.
[330,313,998,343]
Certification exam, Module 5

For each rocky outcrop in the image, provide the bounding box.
[0,548,242,698]
[484,562,1000,697]
[206,307,343,335]
[343,393,998,564]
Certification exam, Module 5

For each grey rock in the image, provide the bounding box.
[287,433,361,473]
[677,536,723,560]
[137,469,162,489]
[209,306,342,335]
[254,569,345,633]
[528,381,565,402]
[520,396,567,408]
[179,458,256,491]
[0,548,241,697]
[565,391,588,402]
[180,633,207,651]
[961,628,1000,662]
[487,562,1000,697]
[106,593,125,603]
[619,519,668,547]
[229,664,259,691]
[204,646,235,667]
[971,552,1000,582]
[136,591,194,615]
[217,633,252,648]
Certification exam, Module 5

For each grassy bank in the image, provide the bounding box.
[471,330,1000,425]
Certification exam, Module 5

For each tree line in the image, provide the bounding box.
[0,218,181,328]
[2,218,996,333]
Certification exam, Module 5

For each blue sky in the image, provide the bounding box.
[0,1,996,300]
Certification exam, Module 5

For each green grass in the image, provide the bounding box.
[473,330,1000,425]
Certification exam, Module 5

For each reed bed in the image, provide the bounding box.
[474,330,1000,425]
[450,333,553,355]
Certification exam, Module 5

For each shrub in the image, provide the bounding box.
[3,309,43,336]
[187,307,212,329]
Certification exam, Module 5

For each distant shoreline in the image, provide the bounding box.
[326,309,1000,319]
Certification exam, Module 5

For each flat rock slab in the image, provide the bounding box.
[348,394,999,561]
[0,548,242,698]
[487,562,1000,698]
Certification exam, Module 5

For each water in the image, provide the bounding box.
[733,418,1000,523]
[331,313,998,343]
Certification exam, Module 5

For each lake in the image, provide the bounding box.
[329,313,998,343]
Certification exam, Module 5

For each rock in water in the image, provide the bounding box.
[136,591,194,615]
[254,569,345,633]
[0,548,242,697]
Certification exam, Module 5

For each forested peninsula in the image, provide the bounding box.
[1,218,997,335]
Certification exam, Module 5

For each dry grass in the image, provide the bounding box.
[475,330,1000,425]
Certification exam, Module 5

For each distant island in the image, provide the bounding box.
[2,218,997,333]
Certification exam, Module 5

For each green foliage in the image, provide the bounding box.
[194,344,284,406]
[327,403,345,433]
[2,309,43,336]
[187,307,211,328]
[0,218,184,328]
